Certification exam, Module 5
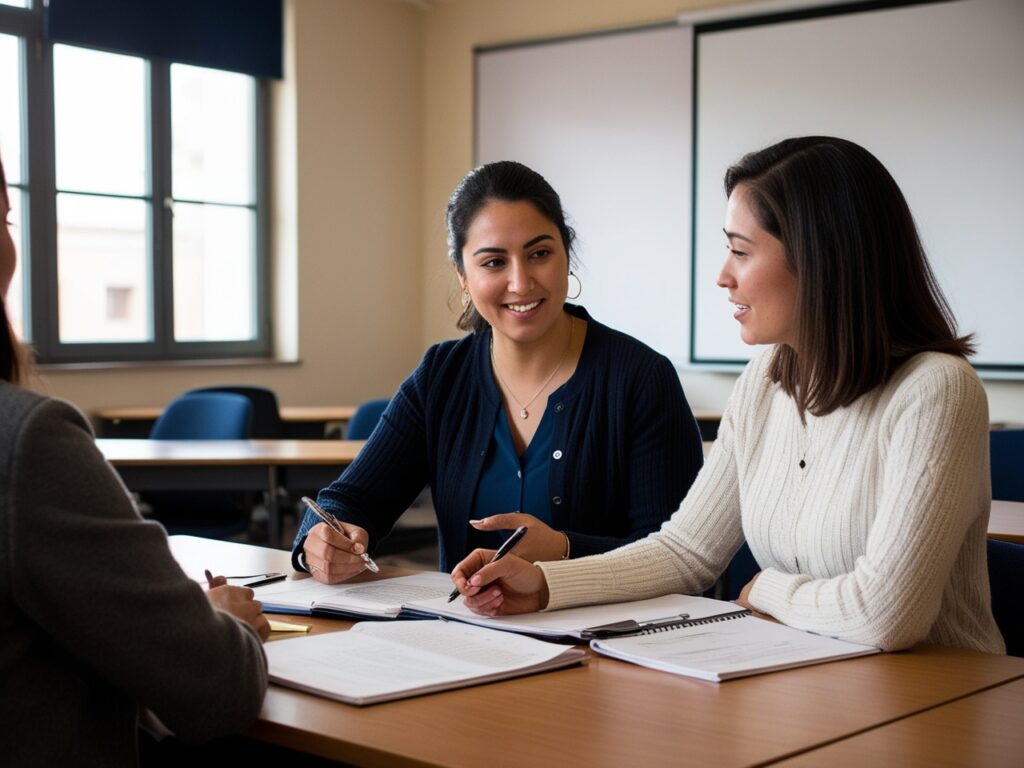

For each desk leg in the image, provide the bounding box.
[267,466,280,548]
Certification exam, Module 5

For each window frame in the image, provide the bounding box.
[1,1,271,364]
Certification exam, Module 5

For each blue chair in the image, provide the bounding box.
[346,398,390,440]
[988,538,1023,657]
[150,392,253,440]
[188,386,284,439]
[990,429,1024,502]
[145,392,254,540]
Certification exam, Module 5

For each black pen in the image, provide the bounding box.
[448,525,528,603]
[244,574,287,588]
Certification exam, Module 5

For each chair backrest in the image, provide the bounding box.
[346,398,390,440]
[189,385,284,439]
[988,538,1024,657]
[990,429,1024,502]
[150,392,252,441]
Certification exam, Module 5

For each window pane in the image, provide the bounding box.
[171,64,254,205]
[6,186,24,339]
[54,45,146,196]
[0,0,30,8]
[0,33,23,185]
[57,193,150,342]
[173,203,255,341]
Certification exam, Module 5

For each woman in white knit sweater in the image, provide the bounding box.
[450,136,1005,654]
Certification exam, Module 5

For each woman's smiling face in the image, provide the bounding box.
[458,199,570,346]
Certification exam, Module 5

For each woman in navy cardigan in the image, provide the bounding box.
[294,161,704,578]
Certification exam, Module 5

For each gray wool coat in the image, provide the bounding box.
[0,383,267,766]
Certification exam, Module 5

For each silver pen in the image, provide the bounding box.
[301,496,379,573]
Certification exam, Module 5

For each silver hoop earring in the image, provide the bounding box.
[567,271,582,301]
[461,289,471,309]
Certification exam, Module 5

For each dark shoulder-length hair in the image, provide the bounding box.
[446,160,577,333]
[725,136,973,418]
[0,150,22,385]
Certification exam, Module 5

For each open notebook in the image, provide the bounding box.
[264,620,586,705]
[404,592,750,640]
[589,611,878,682]
[251,572,453,618]
[252,574,726,633]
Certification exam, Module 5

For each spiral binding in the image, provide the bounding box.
[639,610,750,635]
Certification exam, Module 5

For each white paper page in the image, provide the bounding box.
[254,572,452,617]
[592,617,877,681]
[407,593,738,638]
[266,620,584,703]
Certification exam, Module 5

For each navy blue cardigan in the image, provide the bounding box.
[292,305,704,572]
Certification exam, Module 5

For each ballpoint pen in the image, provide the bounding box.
[448,525,528,603]
[300,496,380,573]
[243,573,288,588]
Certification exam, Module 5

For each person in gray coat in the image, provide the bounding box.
[0,150,269,765]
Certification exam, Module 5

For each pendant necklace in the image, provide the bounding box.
[491,317,574,420]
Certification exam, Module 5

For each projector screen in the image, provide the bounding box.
[691,0,1024,372]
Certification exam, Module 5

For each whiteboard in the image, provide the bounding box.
[476,25,693,364]
[692,0,1024,371]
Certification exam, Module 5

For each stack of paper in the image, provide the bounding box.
[265,620,587,705]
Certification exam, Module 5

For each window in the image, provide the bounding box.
[0,1,270,362]
[0,30,25,340]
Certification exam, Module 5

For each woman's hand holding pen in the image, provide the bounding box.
[469,513,569,562]
[450,550,550,616]
[303,521,372,584]
[204,571,271,641]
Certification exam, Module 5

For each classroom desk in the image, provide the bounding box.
[169,536,1024,768]
[989,499,1024,544]
[97,404,721,439]
[774,677,1024,767]
[93,405,356,439]
[100,439,364,546]
[692,408,723,440]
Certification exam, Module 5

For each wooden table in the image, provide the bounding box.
[94,405,356,439]
[989,499,1024,544]
[101,440,364,546]
[169,536,1024,768]
[692,408,722,440]
[775,677,1024,767]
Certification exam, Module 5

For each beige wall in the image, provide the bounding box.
[33,0,1024,423]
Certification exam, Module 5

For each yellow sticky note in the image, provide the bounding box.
[269,619,311,633]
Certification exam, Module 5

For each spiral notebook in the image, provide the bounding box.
[589,610,879,682]
[402,593,746,641]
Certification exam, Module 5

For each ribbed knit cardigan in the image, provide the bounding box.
[540,349,1005,653]
[292,305,705,572]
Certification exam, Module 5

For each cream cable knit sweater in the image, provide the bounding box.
[539,349,1005,653]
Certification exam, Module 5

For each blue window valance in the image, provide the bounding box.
[45,0,283,79]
